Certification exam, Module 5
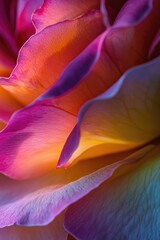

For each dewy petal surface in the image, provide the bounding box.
[1,10,105,105]
[0,146,152,227]
[0,103,76,179]
[64,145,160,240]
[33,0,100,32]
[58,57,160,167]
[0,214,67,240]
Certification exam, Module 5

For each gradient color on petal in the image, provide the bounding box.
[0,146,151,227]
[64,145,160,240]
[1,10,104,105]
[33,0,100,32]
[37,29,122,116]
[58,58,160,167]
[38,0,159,116]
[0,103,76,179]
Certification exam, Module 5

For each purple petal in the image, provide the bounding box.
[64,145,160,240]
[33,0,100,32]
[38,32,106,101]
[0,102,76,179]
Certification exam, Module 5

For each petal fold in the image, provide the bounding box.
[1,10,104,105]
[0,146,152,227]
[64,145,160,240]
[58,58,160,167]
[33,0,100,32]
[38,0,160,116]
[0,103,76,179]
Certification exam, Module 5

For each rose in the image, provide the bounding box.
[0,0,160,239]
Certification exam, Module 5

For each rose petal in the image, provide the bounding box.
[58,57,160,167]
[149,29,160,59]
[105,0,160,73]
[16,0,43,45]
[38,0,159,116]
[0,0,18,56]
[0,214,67,240]
[0,103,76,179]
[38,30,120,115]
[0,145,152,227]
[1,10,104,105]
[33,0,100,32]
[64,145,160,240]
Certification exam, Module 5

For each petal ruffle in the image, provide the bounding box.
[0,102,76,179]
[0,214,67,240]
[0,146,151,227]
[64,145,160,240]
[33,0,100,32]
[1,10,104,105]
[39,0,159,116]
[58,57,160,167]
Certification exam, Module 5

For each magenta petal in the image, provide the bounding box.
[0,146,152,227]
[33,0,100,32]
[0,102,76,179]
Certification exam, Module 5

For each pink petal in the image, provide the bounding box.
[38,0,159,116]
[33,0,100,32]
[0,146,151,227]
